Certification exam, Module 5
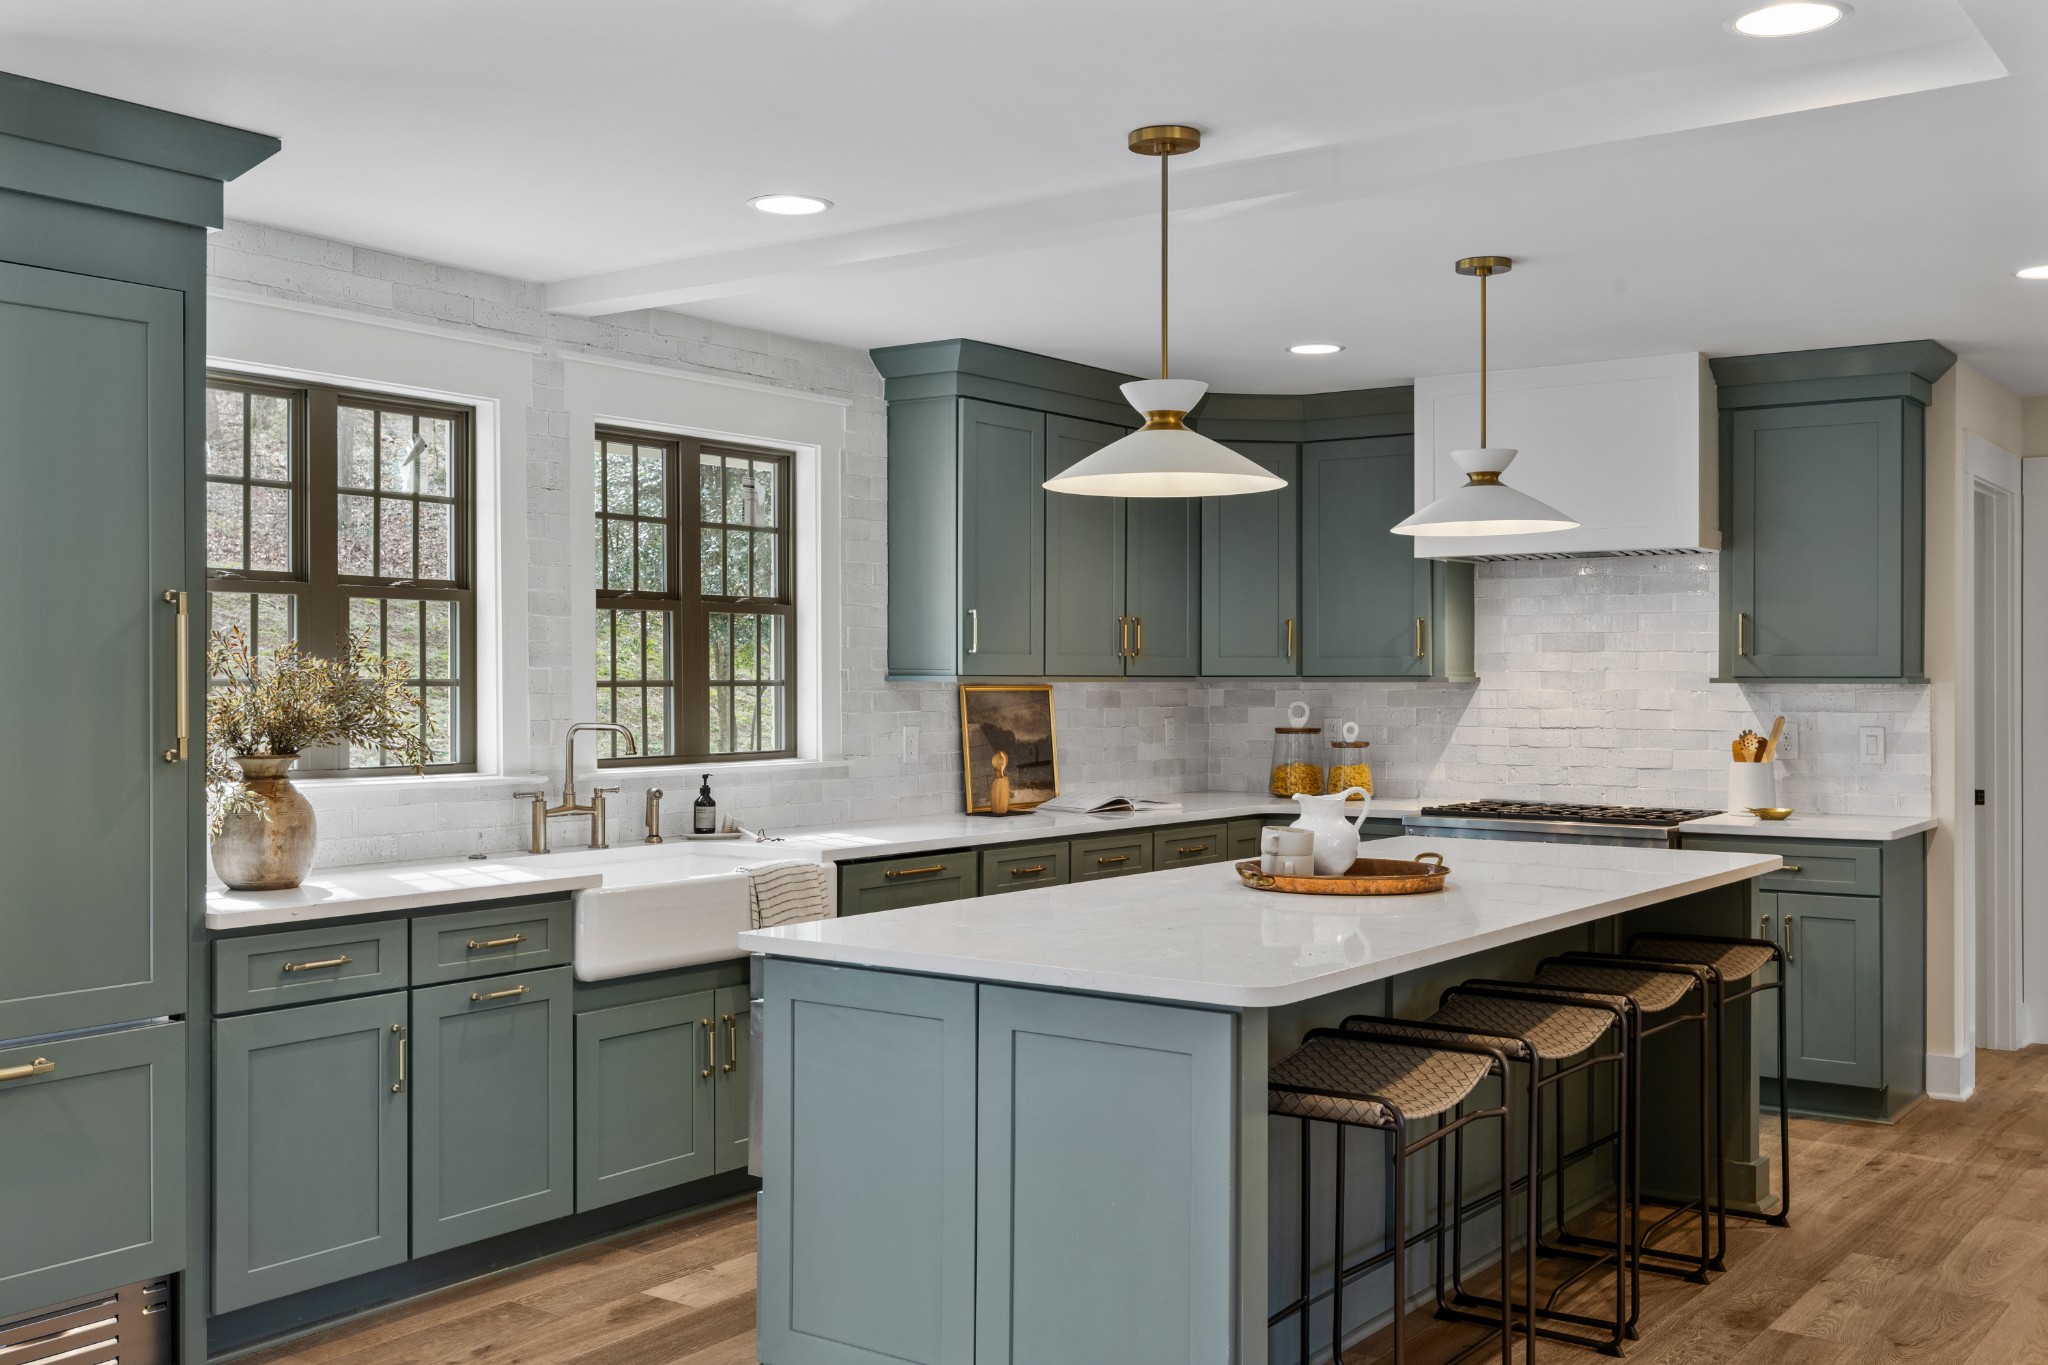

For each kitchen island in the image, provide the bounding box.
[742,835,1781,1365]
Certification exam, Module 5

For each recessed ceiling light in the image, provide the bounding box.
[1288,343,1344,355]
[1730,2,1848,37]
[2016,265,2048,280]
[748,194,832,216]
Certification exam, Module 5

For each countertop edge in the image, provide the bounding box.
[203,870,604,931]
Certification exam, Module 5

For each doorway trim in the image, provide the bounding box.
[1968,434,2024,1050]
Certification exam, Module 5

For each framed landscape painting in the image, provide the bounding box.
[958,684,1058,814]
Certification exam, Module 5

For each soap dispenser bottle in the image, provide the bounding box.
[693,775,717,835]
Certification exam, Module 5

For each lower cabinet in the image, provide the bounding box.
[758,961,1236,1365]
[1763,892,1884,1089]
[1152,823,1230,870]
[1069,831,1152,881]
[713,984,751,1173]
[575,992,720,1211]
[839,852,979,916]
[213,996,407,1313]
[411,966,575,1257]
[0,1022,185,1320]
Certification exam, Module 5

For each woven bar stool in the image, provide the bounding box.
[1269,1027,1515,1365]
[1356,984,1635,1358]
[1529,954,1715,1323]
[1628,931,1792,1260]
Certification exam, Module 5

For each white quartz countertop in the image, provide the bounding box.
[205,791,1401,928]
[740,835,1782,1008]
[1675,812,1935,841]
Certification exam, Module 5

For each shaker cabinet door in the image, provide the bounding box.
[212,994,409,1311]
[1779,893,1884,1089]
[0,262,187,1040]
[1043,414,1128,676]
[1726,399,1909,680]
[574,993,717,1210]
[1201,441,1299,676]
[1124,494,1202,677]
[1300,437,1432,678]
[957,399,1045,676]
[410,967,575,1256]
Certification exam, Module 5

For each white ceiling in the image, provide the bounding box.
[6,0,2046,394]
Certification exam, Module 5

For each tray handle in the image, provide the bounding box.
[1415,852,1445,870]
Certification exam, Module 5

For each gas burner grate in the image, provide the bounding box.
[1418,800,1721,828]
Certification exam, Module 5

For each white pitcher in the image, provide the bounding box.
[1293,787,1372,876]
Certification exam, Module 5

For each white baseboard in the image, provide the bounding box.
[1926,1047,1977,1102]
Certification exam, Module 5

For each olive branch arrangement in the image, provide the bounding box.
[205,626,434,834]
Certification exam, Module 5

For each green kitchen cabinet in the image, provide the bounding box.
[1300,437,1476,680]
[0,1022,186,1320]
[1045,415,1130,675]
[839,852,979,915]
[713,984,751,1174]
[1069,830,1153,881]
[212,995,408,1312]
[1770,892,1884,1090]
[974,986,1235,1365]
[1152,823,1230,870]
[410,966,575,1257]
[759,961,979,1365]
[1710,343,1953,682]
[960,400,1047,676]
[575,993,717,1211]
[0,262,189,1042]
[1201,441,1300,677]
[980,840,1071,894]
[1044,414,1202,678]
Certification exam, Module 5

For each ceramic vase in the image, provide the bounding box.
[211,754,318,890]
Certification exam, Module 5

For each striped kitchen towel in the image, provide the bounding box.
[741,859,835,928]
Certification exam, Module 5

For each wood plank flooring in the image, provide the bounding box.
[233,1047,2048,1365]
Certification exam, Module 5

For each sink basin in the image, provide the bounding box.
[553,842,830,981]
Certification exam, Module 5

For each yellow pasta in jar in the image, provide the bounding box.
[1268,762,1326,797]
[1329,762,1374,796]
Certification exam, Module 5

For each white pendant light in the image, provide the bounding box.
[1043,126,1287,499]
[1393,256,1579,537]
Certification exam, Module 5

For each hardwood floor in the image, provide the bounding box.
[234,1047,2048,1365]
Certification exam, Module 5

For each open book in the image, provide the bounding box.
[1035,794,1184,815]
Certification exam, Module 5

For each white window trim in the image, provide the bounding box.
[564,355,846,782]
[206,290,532,778]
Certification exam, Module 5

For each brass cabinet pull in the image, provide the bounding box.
[466,933,527,950]
[281,955,353,973]
[1780,864,1803,874]
[1415,616,1428,659]
[1009,864,1048,877]
[1737,612,1751,658]
[967,607,979,655]
[1760,913,1772,943]
[1783,916,1797,965]
[1117,614,1131,660]
[883,864,945,879]
[391,1024,407,1093]
[701,1018,716,1078]
[1096,854,1130,865]
[162,589,189,762]
[721,1013,738,1074]
[1176,844,1209,856]
[469,984,530,1002]
[1133,615,1143,657]
[1285,617,1296,660]
[0,1057,55,1084]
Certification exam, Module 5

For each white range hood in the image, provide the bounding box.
[1410,352,1716,560]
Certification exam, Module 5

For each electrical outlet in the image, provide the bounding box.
[901,726,920,762]
[1859,725,1885,765]
[1163,716,1178,745]
[1776,722,1798,760]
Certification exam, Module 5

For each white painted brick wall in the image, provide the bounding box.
[208,223,1931,868]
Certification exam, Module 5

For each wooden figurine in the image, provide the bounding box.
[989,751,1011,816]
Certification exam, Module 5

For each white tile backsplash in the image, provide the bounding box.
[209,224,1929,869]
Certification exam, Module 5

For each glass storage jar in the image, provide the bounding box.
[1269,702,1325,796]
[1327,723,1373,799]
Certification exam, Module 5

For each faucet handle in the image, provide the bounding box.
[592,785,620,797]
[513,790,546,802]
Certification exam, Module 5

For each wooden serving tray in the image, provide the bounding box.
[1234,853,1448,896]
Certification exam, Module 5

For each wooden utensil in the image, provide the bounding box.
[1733,730,1764,762]
[1762,715,1786,762]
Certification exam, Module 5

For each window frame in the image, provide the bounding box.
[205,371,479,776]
[594,425,798,767]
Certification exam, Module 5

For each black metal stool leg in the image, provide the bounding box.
[1773,965,1792,1225]
[1301,1118,1314,1365]
[1334,1123,1347,1365]
[1390,1116,1407,1365]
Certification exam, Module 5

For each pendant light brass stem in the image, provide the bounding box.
[1454,255,1513,448]
[1128,125,1201,383]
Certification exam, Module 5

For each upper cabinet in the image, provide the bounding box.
[872,340,1475,682]
[1710,342,1954,682]
[1200,441,1299,677]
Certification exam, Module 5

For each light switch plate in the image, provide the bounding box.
[1859,726,1886,765]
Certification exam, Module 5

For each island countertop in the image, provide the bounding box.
[740,834,1781,1008]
